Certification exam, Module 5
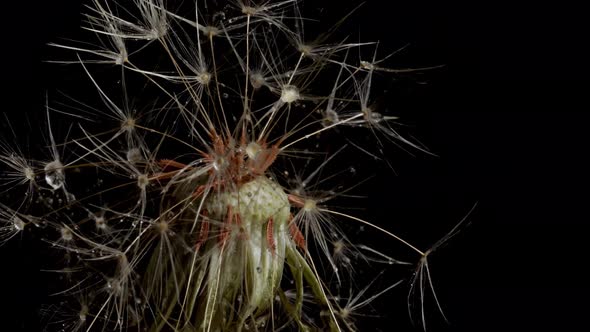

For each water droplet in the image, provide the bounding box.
[127,148,143,164]
[44,160,65,190]
[12,216,25,231]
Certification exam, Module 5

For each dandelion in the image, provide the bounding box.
[0,1,466,331]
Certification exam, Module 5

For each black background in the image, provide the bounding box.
[1,0,589,331]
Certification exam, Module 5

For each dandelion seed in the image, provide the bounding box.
[0,141,38,197]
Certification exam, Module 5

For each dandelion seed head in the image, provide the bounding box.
[206,177,289,226]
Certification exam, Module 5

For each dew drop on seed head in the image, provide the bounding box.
[61,227,73,241]
[44,160,65,190]
[322,109,339,127]
[95,216,107,230]
[65,192,76,202]
[127,148,143,164]
[12,216,25,231]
